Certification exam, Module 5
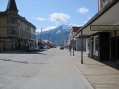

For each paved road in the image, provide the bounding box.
[0,48,93,89]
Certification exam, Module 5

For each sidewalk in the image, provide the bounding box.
[71,51,119,89]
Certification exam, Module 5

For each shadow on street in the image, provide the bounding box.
[0,49,47,55]
[0,58,49,65]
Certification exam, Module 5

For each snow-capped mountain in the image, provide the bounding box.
[36,24,71,45]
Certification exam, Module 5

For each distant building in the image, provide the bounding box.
[0,0,36,51]
[43,40,54,47]
[69,26,87,51]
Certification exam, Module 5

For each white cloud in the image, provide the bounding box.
[36,26,57,32]
[77,7,89,14]
[32,17,34,19]
[49,13,71,23]
[36,17,45,21]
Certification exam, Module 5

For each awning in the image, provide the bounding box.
[74,0,119,37]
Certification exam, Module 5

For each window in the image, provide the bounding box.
[9,17,17,23]
[9,27,16,35]
[18,22,20,26]
[27,28,29,30]
[95,37,98,51]
[93,36,99,56]
[33,29,35,33]
[103,0,107,3]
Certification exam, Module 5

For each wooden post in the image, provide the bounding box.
[81,31,83,64]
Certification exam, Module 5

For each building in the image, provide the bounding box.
[69,26,86,51]
[72,27,87,51]
[74,0,119,65]
[98,0,112,10]
[0,0,36,51]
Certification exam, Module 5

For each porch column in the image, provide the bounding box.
[81,31,83,64]
[73,38,74,56]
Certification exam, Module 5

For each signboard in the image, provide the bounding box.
[90,25,119,31]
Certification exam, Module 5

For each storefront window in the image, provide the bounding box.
[95,37,98,51]
[4,39,12,51]
[93,36,99,56]
[88,38,90,51]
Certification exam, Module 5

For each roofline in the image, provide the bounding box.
[74,0,119,37]
[6,0,18,12]
[17,15,36,29]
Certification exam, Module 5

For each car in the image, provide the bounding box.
[60,46,64,50]
[26,47,34,52]
[43,46,50,49]
[33,46,39,51]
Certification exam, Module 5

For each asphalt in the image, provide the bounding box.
[71,51,119,89]
[0,48,94,89]
[0,49,119,89]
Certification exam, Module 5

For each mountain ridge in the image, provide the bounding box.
[36,24,71,45]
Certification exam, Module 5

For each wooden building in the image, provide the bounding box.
[0,0,36,51]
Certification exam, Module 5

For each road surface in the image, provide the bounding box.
[0,48,93,89]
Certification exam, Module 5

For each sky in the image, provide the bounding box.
[0,0,98,32]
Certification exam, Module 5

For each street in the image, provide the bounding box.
[0,48,92,89]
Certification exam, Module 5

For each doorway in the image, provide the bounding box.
[111,38,119,61]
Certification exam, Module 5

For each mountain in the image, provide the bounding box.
[36,24,71,46]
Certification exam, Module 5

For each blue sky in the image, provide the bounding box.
[0,0,98,32]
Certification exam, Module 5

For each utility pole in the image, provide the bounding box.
[40,28,42,41]
[47,31,50,46]
[40,28,45,41]
[39,28,44,48]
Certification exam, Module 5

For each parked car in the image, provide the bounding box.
[43,46,50,49]
[33,46,39,51]
[26,47,34,52]
[60,46,64,50]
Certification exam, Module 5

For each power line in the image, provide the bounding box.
[17,0,34,19]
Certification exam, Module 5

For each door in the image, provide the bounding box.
[117,39,119,61]
[0,42,3,51]
[111,38,115,61]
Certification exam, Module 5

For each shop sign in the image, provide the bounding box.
[90,25,119,31]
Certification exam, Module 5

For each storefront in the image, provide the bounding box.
[0,38,17,51]
[74,0,119,64]
[111,31,119,62]
[0,37,36,51]
[88,32,110,61]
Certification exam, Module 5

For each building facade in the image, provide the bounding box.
[69,26,87,51]
[0,0,36,51]
[98,0,112,10]
[88,0,119,62]
[74,0,119,65]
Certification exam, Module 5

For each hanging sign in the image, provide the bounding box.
[90,25,119,31]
